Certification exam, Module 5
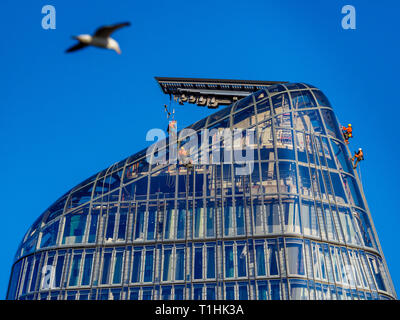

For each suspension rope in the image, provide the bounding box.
[357,163,362,184]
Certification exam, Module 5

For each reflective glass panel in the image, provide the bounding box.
[237,244,247,277]
[290,90,317,109]
[294,110,325,134]
[272,93,290,114]
[69,253,82,286]
[286,241,305,276]
[225,245,234,278]
[313,90,331,107]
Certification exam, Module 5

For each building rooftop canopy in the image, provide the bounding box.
[155,76,288,108]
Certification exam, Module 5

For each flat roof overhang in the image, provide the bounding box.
[155,77,288,108]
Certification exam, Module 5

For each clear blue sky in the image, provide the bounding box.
[1,0,399,298]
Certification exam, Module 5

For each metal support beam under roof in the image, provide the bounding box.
[155,76,288,109]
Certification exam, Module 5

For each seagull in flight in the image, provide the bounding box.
[66,22,131,54]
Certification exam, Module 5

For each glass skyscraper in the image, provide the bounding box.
[6,81,397,300]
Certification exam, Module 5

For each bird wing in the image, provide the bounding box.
[94,22,131,38]
[65,42,89,53]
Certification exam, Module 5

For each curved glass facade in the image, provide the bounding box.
[6,83,396,300]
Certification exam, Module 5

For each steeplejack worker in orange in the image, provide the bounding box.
[342,124,353,144]
[351,148,364,169]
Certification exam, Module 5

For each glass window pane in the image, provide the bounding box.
[225,285,235,299]
[224,199,234,236]
[29,255,40,293]
[330,172,347,204]
[207,105,231,126]
[54,255,64,288]
[258,120,274,161]
[314,136,327,167]
[68,183,94,209]
[290,279,308,300]
[149,166,176,196]
[112,252,123,284]
[81,253,93,286]
[235,201,245,236]
[320,109,341,140]
[286,241,305,276]
[282,197,301,234]
[354,209,378,250]
[193,286,203,300]
[161,286,172,300]
[265,199,281,234]
[101,252,112,285]
[278,162,297,194]
[146,207,156,240]
[175,248,185,281]
[270,280,281,300]
[300,200,319,237]
[234,95,254,113]
[323,204,338,242]
[7,260,23,299]
[239,284,248,299]
[272,93,290,114]
[285,83,307,90]
[298,165,312,197]
[268,84,286,94]
[206,286,216,300]
[321,137,336,169]
[194,201,204,238]
[131,251,142,283]
[176,205,186,239]
[330,140,353,174]
[43,195,68,224]
[268,241,280,276]
[206,202,215,237]
[295,131,307,163]
[237,245,247,277]
[308,167,320,198]
[225,245,234,278]
[257,282,268,300]
[260,162,278,194]
[105,208,116,241]
[69,254,82,287]
[134,205,145,240]
[175,286,184,300]
[255,244,266,276]
[88,210,99,243]
[206,246,215,279]
[143,250,154,282]
[343,175,365,209]
[62,209,88,245]
[233,105,256,128]
[338,207,361,245]
[194,247,203,280]
[142,288,152,300]
[290,90,317,109]
[117,207,128,241]
[21,257,33,295]
[163,248,173,281]
[39,220,60,249]
[164,202,175,240]
[275,112,292,128]
[276,129,295,160]
[256,99,271,123]
[294,110,325,134]
[253,200,264,235]
[368,256,387,292]
[313,90,331,107]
